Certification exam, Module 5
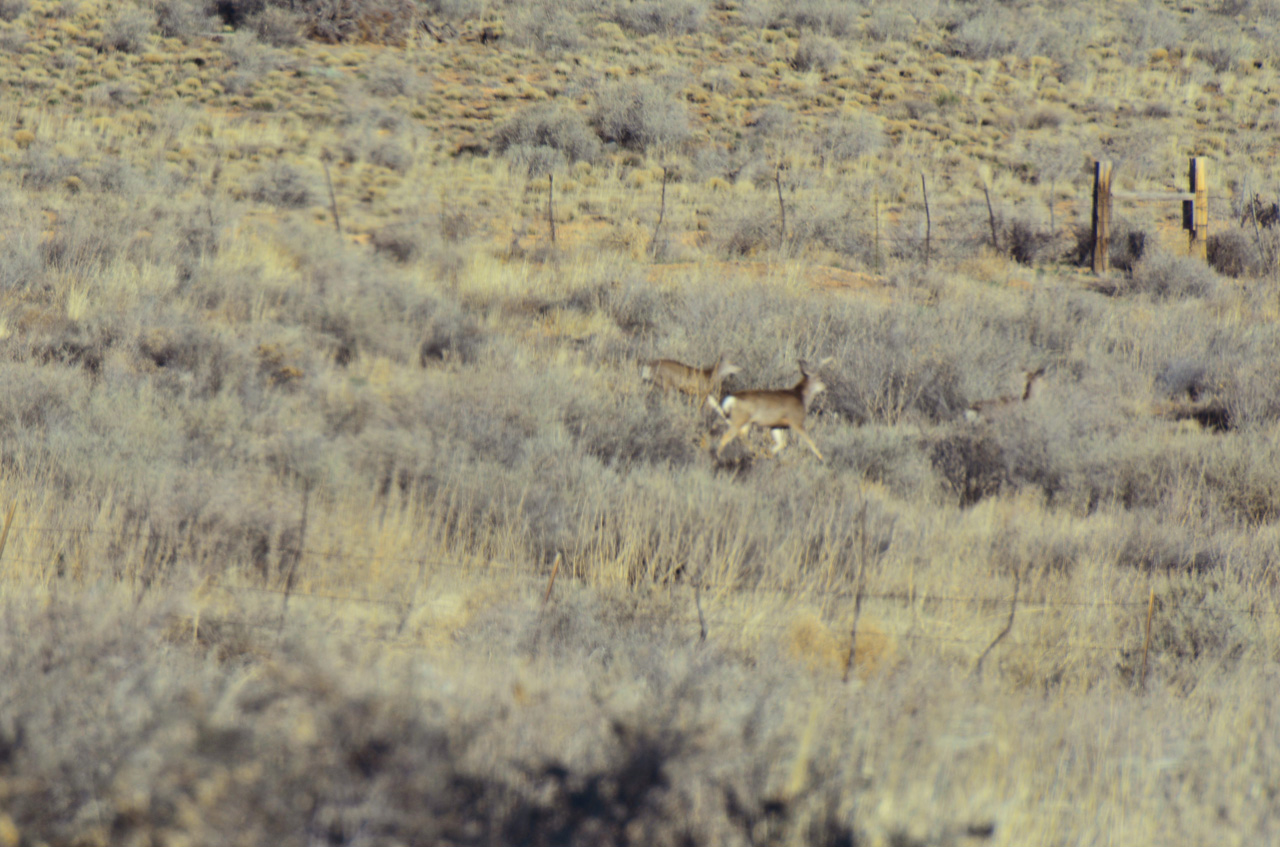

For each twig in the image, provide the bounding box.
[648,166,670,258]
[983,182,999,252]
[0,502,15,566]
[322,159,341,235]
[279,481,311,629]
[774,167,786,251]
[1247,188,1270,270]
[1047,177,1056,236]
[541,552,562,609]
[396,557,429,636]
[920,174,932,267]
[972,563,1021,679]
[547,173,556,246]
[694,575,708,643]
[842,502,870,683]
[873,190,881,272]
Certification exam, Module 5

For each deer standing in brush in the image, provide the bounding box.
[964,367,1046,423]
[641,355,741,413]
[717,360,827,461]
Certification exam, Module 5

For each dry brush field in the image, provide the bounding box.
[2,0,1280,844]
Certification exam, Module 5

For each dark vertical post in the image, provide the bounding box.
[1189,157,1208,261]
[983,183,999,251]
[1092,160,1113,274]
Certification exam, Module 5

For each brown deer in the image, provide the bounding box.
[717,360,827,461]
[964,367,1046,423]
[641,355,741,413]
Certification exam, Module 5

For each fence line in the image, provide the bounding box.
[186,582,1138,653]
[187,597,1133,655]
[6,516,1270,674]
[1,519,1274,619]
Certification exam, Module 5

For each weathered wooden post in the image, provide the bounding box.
[0,502,15,566]
[920,174,932,267]
[1091,160,1113,274]
[548,173,556,246]
[1139,586,1156,690]
[1188,157,1208,260]
[774,167,786,250]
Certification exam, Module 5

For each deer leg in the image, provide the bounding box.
[770,428,788,455]
[717,422,747,457]
[794,426,824,462]
[705,393,729,422]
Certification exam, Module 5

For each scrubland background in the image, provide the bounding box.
[2,0,1280,844]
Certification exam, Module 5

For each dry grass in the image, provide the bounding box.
[1,0,1280,843]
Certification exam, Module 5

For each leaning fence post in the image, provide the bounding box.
[983,182,999,252]
[0,502,15,566]
[1092,160,1113,274]
[541,552,562,609]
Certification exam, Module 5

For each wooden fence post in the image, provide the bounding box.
[1189,157,1208,261]
[842,502,870,683]
[983,182,1000,252]
[321,157,341,235]
[541,552,562,608]
[774,167,787,250]
[1139,586,1155,690]
[648,165,669,258]
[693,576,708,643]
[547,174,556,246]
[1092,160,1112,275]
[921,174,932,267]
[873,191,881,272]
[0,502,15,566]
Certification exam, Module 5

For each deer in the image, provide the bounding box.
[717,360,827,461]
[641,355,741,414]
[964,367,1046,423]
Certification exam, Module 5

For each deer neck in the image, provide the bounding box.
[797,379,819,409]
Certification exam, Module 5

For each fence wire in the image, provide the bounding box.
[2,519,1273,663]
